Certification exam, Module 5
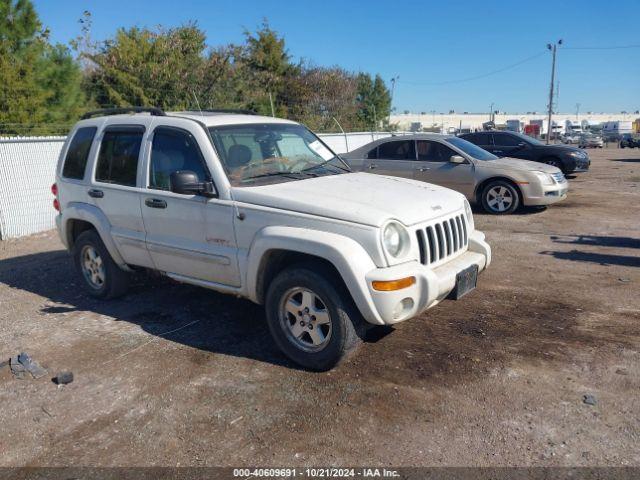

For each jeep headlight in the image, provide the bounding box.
[568,151,585,158]
[533,171,555,186]
[382,221,410,258]
[464,199,474,231]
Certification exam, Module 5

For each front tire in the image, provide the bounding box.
[73,230,130,299]
[480,180,520,215]
[265,264,362,371]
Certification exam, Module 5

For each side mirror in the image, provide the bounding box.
[449,155,466,164]
[170,170,216,197]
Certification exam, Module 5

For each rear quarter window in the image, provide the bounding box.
[62,127,97,180]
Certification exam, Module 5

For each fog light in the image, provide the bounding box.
[372,276,416,291]
[392,298,414,320]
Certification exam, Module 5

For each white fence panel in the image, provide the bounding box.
[0,137,65,239]
[318,132,394,154]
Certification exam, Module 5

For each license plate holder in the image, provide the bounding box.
[450,264,478,300]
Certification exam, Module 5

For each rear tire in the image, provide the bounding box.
[265,264,362,371]
[480,180,520,215]
[73,230,130,299]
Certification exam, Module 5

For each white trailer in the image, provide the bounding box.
[602,121,633,140]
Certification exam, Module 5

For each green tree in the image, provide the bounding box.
[0,0,85,135]
[356,73,391,130]
[0,0,48,129]
[84,24,207,110]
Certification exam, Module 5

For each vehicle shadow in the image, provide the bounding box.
[471,205,547,216]
[0,249,304,369]
[550,234,640,249]
[611,158,640,163]
[540,249,640,267]
[0,250,393,371]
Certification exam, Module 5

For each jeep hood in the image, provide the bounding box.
[477,157,560,173]
[231,172,465,227]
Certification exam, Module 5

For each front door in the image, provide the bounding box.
[140,124,240,287]
[364,139,416,178]
[491,132,533,160]
[413,140,475,198]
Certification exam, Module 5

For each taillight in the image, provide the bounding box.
[53,198,60,211]
[51,183,58,196]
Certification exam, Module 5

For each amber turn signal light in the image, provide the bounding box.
[372,276,416,291]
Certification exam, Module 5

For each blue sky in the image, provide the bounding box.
[33,0,640,114]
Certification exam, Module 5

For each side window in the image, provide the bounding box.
[366,147,378,159]
[462,133,479,144]
[95,127,144,186]
[149,127,209,191]
[62,127,97,179]
[377,140,415,160]
[493,133,521,147]
[417,141,457,162]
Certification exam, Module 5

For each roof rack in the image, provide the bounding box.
[191,109,257,115]
[81,107,166,120]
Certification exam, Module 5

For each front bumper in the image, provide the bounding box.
[567,156,590,172]
[363,230,491,325]
[522,181,568,206]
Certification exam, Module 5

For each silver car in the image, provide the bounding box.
[578,134,604,148]
[342,134,568,215]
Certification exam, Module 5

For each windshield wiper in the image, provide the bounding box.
[301,156,351,173]
[243,171,313,181]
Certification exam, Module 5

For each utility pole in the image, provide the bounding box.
[489,102,494,123]
[546,40,562,144]
[575,103,580,121]
[388,75,399,127]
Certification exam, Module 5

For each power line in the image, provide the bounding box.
[564,44,640,50]
[398,51,547,86]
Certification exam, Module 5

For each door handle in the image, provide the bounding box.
[145,198,167,209]
[87,189,104,198]
[368,164,377,170]
[493,150,503,154]
[418,166,430,172]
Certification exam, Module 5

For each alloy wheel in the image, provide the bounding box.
[486,186,514,213]
[81,245,106,289]
[279,287,332,352]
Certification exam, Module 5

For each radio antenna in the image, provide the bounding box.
[192,91,204,117]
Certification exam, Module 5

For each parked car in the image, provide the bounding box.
[53,108,491,371]
[460,131,590,174]
[561,133,581,144]
[619,133,640,148]
[342,134,568,215]
[578,134,604,149]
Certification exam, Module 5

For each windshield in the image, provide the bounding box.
[208,123,349,186]
[446,137,497,161]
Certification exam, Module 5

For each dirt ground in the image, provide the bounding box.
[0,147,638,468]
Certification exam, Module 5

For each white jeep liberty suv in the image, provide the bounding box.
[53,107,491,370]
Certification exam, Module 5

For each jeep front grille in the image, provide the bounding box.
[416,214,468,265]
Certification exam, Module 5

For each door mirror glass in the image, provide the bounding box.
[170,170,216,197]
[449,155,466,164]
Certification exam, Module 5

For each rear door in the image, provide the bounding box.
[364,139,416,178]
[90,123,154,268]
[140,120,240,286]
